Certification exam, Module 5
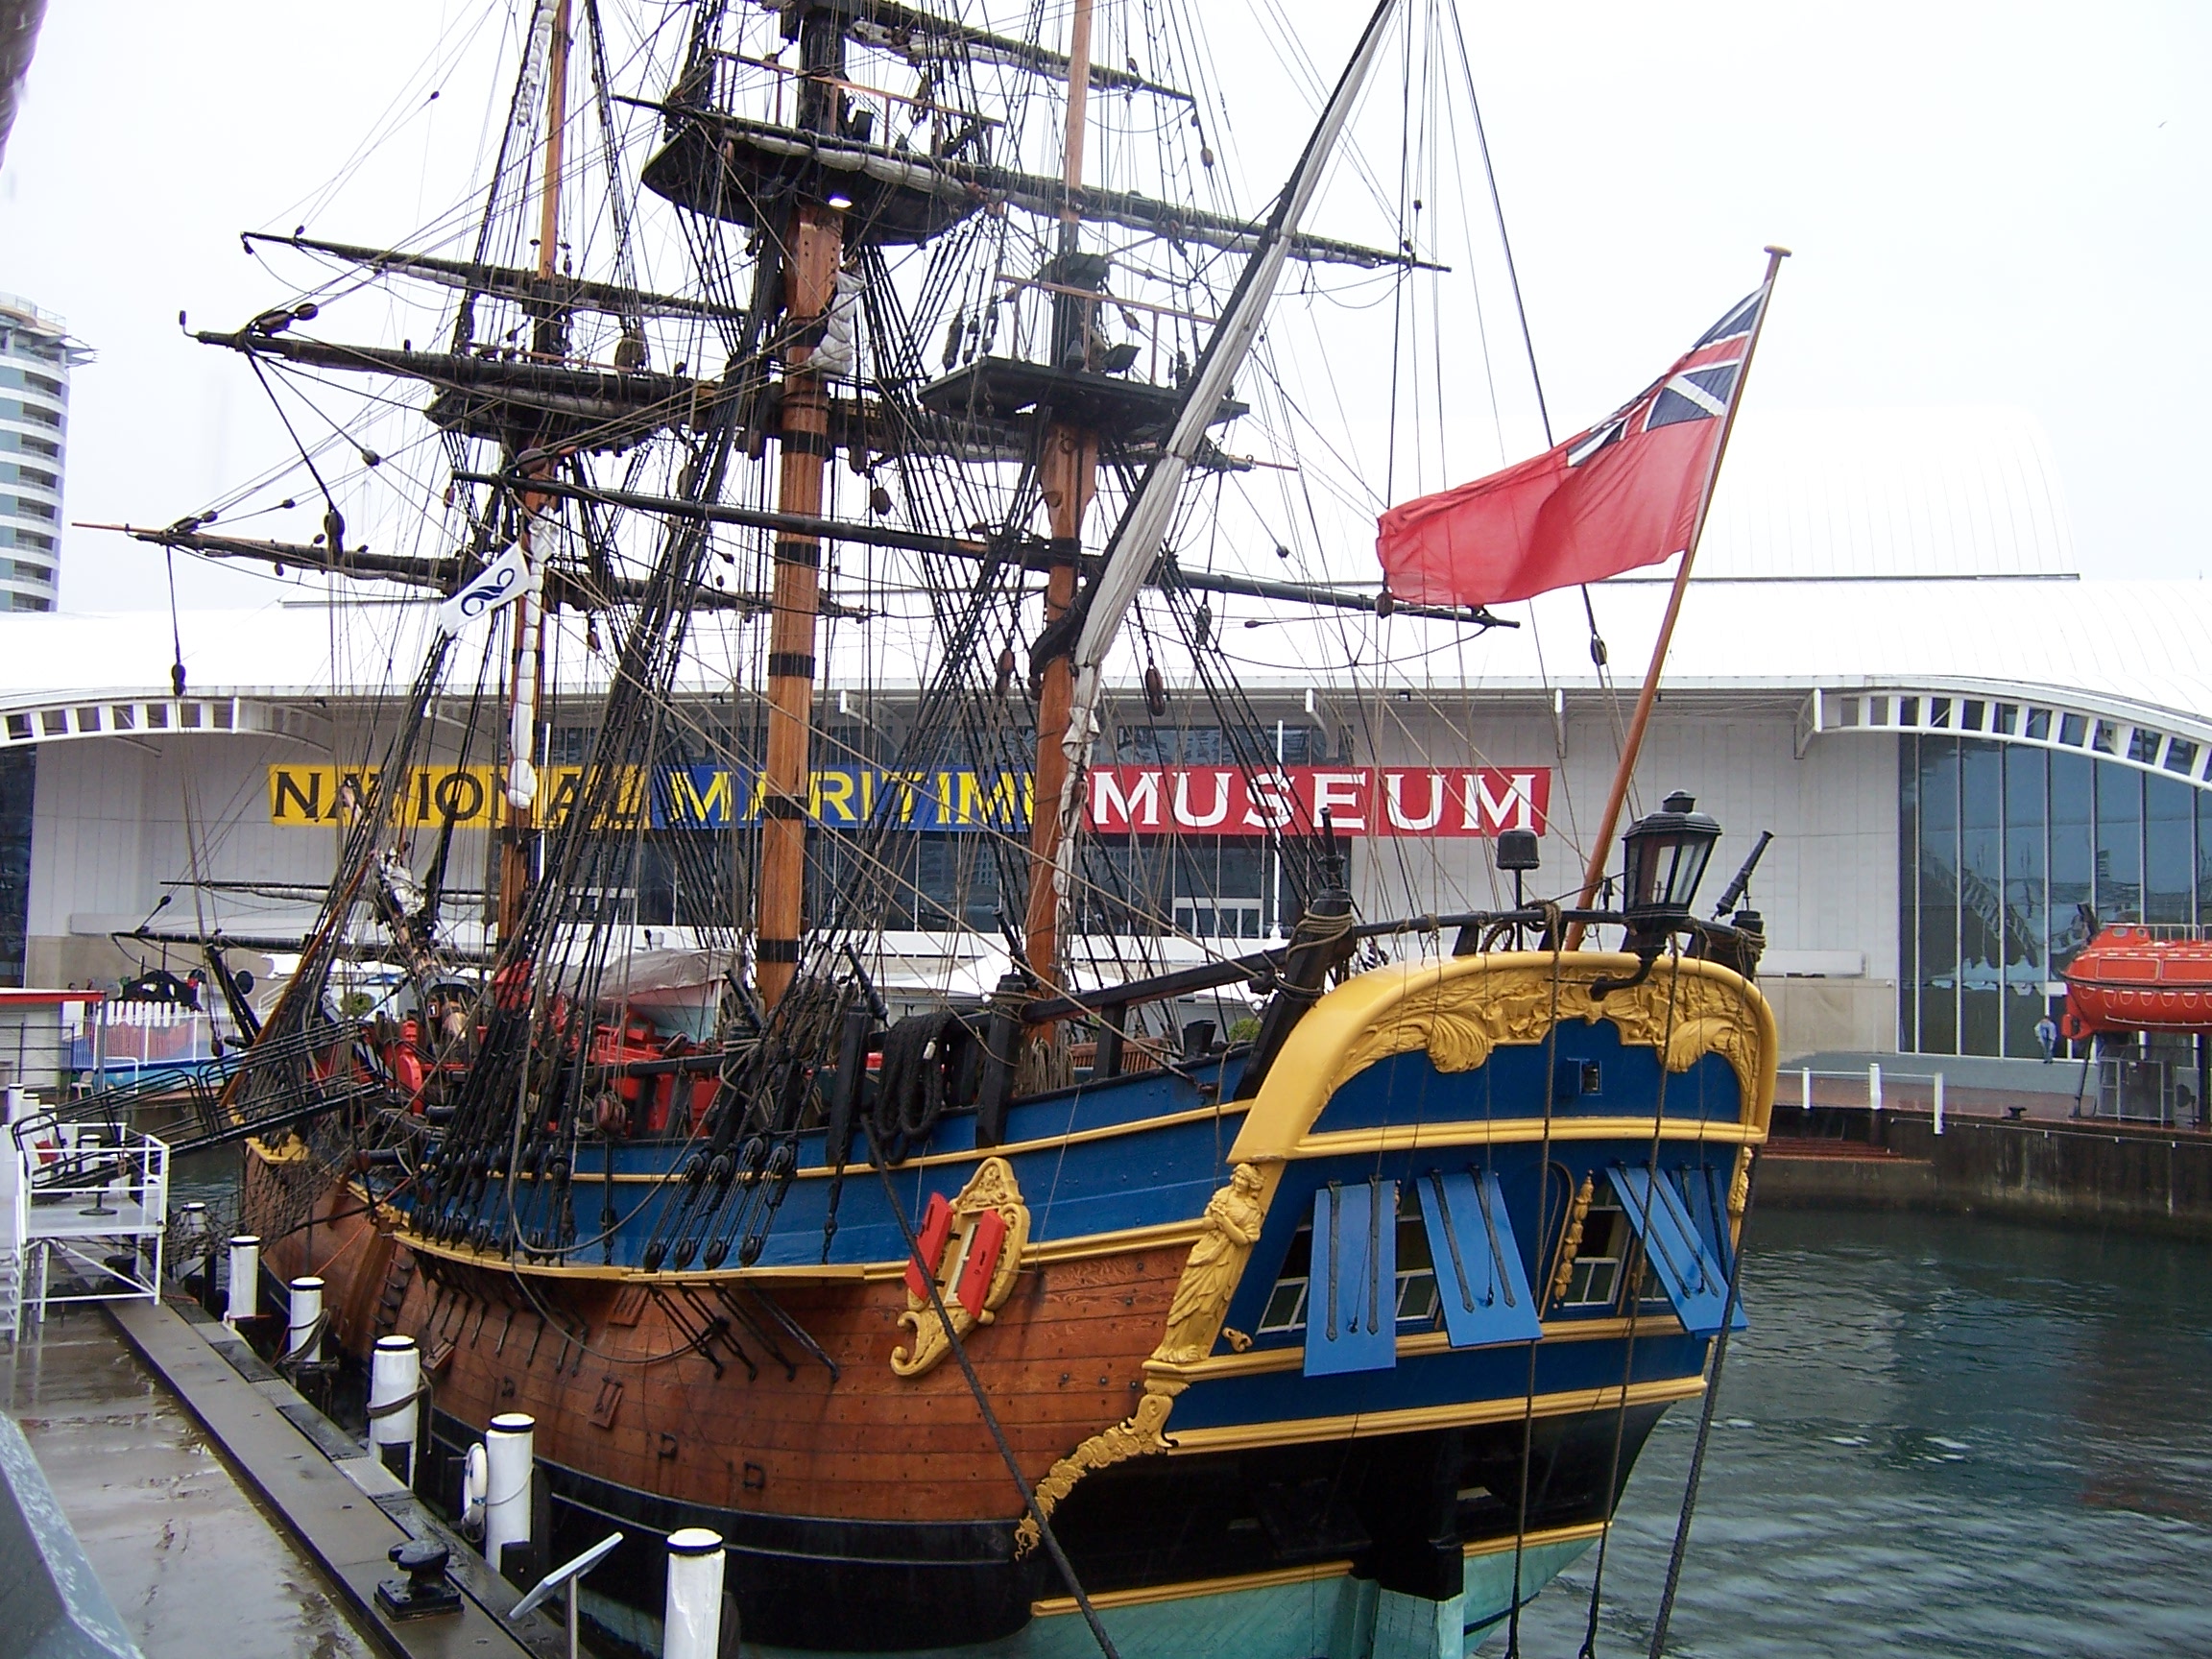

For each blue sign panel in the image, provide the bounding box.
[648,765,1031,832]
[1418,1169,1543,1350]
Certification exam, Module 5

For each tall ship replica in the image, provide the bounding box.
[111,1,1781,1652]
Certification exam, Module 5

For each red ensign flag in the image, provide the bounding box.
[1376,288,1767,607]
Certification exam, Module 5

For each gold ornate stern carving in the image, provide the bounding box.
[890,1156,1030,1379]
[1015,1163,1268,1554]
[1318,955,1769,1110]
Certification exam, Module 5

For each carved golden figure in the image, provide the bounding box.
[1155,1163,1266,1365]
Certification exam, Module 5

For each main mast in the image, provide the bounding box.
[1022,0,1102,999]
[752,9,847,1009]
[497,0,573,943]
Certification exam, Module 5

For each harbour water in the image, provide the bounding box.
[1513,1208,2212,1657]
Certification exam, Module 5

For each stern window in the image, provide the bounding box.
[1256,1187,1440,1334]
[1558,1182,1641,1308]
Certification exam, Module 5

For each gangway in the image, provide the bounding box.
[50,1022,398,1159]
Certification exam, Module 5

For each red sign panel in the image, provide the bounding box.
[1085,766,1550,838]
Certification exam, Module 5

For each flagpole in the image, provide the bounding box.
[1563,246,1790,949]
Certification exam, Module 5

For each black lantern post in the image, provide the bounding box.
[1620,791,1721,950]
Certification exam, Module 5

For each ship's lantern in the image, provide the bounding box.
[1621,791,1721,934]
[1495,827,1541,909]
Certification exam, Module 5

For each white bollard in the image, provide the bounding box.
[286,1276,325,1361]
[1933,1071,1945,1136]
[484,1412,536,1578]
[226,1235,260,1326]
[368,1334,421,1475]
[663,1528,727,1659]
[1801,1067,1813,1113]
[1869,1062,1884,1114]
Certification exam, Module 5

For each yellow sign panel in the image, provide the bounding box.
[265,763,1038,831]
[265,765,645,829]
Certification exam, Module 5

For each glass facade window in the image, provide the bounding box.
[1911,736,1960,1053]
[1959,741,2001,1054]
[0,750,30,985]
[2096,763,2142,920]
[2049,752,2094,975]
[1901,733,2212,1056]
[2002,749,2048,1058]
[2146,776,2193,924]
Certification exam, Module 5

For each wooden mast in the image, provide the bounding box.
[752,12,847,1009]
[1022,0,1101,997]
[496,0,572,943]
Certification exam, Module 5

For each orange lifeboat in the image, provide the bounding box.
[2059,925,2212,1038]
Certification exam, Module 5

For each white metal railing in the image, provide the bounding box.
[3,1116,169,1333]
[1793,1064,1951,1134]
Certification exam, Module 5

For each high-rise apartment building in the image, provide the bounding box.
[0,294,88,613]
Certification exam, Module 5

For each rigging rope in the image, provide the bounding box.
[1645,1144,1763,1659]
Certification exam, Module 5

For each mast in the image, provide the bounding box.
[1048,0,1404,929]
[497,0,573,943]
[1022,0,1101,998]
[752,8,848,1010]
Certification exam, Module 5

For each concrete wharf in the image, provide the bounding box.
[1,1299,570,1659]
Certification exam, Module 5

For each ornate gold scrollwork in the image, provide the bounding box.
[1015,1163,1266,1554]
[890,1157,1030,1379]
[1550,1174,1596,1305]
[1324,957,1767,1107]
[1016,1386,1179,1556]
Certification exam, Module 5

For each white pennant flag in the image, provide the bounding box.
[437,542,531,637]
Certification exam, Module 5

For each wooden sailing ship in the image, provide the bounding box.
[107,1,1784,1652]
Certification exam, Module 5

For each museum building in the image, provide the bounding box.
[2,408,2207,1069]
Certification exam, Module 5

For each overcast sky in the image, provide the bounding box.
[3,0,2208,614]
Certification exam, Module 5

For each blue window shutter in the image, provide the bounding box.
[1419,1169,1542,1349]
[1674,1162,1737,1279]
[1610,1165,1747,1337]
[1303,1179,1399,1377]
